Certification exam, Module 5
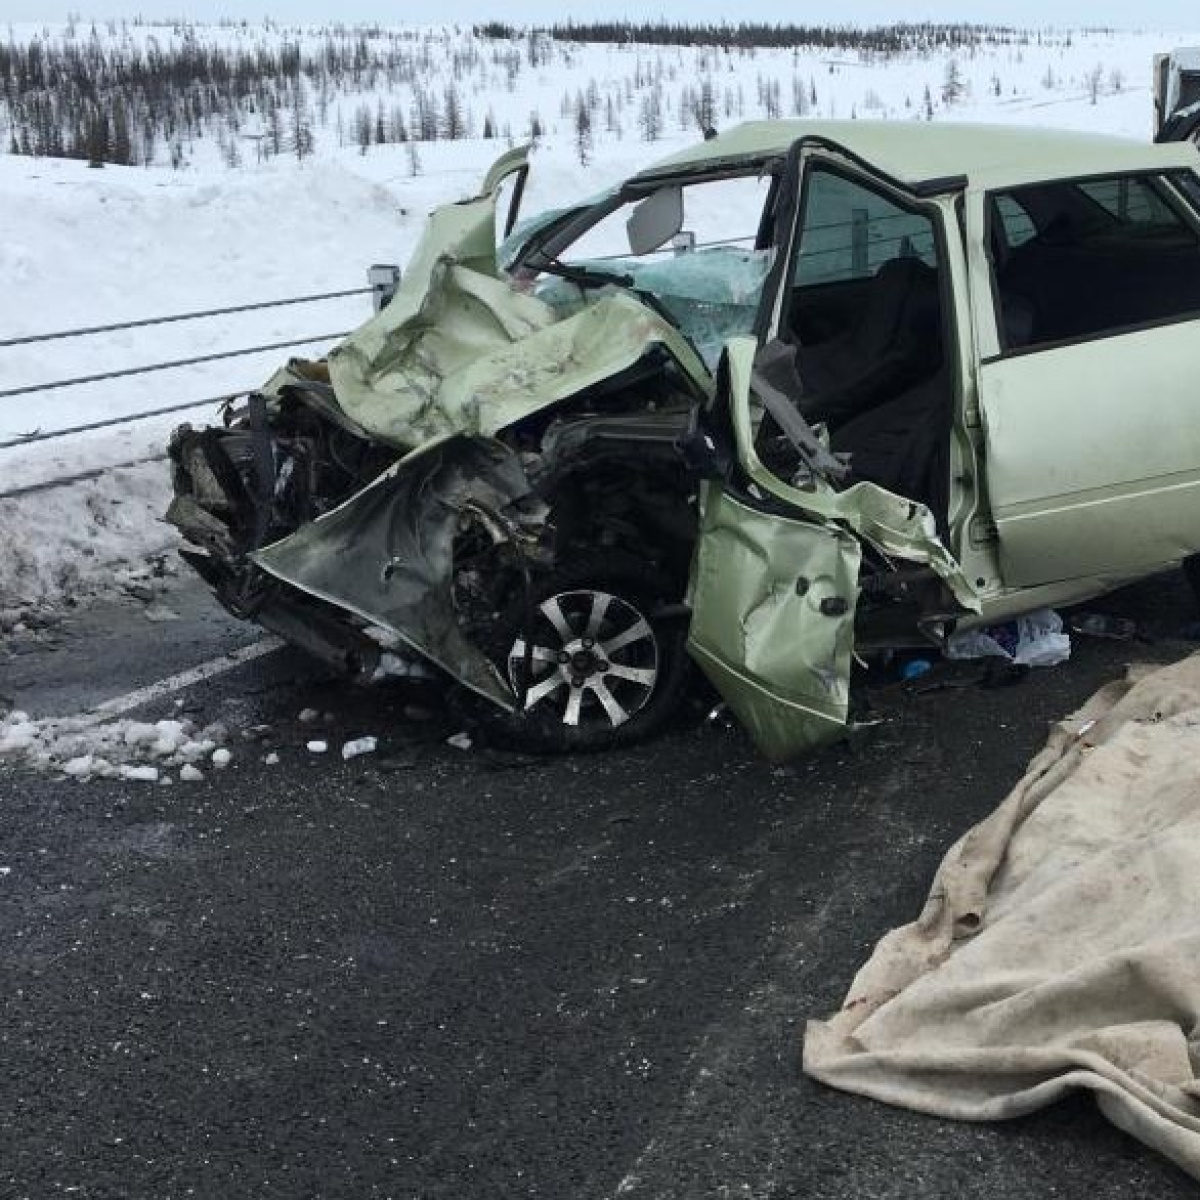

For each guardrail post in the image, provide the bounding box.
[368,264,402,313]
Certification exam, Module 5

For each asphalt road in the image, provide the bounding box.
[2,572,1199,1199]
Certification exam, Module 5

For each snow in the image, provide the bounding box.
[2,20,1199,611]
[0,708,231,780]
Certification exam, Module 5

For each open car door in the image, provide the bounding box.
[687,338,977,762]
[685,135,980,760]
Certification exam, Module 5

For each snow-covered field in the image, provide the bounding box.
[1,20,1197,609]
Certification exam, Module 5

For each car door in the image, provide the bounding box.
[967,170,1200,587]
[685,142,977,761]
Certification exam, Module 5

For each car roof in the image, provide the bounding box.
[634,120,1200,192]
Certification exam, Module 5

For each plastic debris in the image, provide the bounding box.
[901,658,933,681]
[298,708,320,724]
[306,740,329,754]
[264,751,280,766]
[180,764,204,782]
[945,608,1070,668]
[341,736,378,761]
[446,732,473,751]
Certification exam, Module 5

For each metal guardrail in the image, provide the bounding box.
[0,267,403,497]
[0,392,244,452]
[0,332,351,403]
[0,453,169,500]
[0,287,370,349]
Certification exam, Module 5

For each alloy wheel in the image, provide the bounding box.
[506,589,660,729]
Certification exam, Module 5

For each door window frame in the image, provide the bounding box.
[767,149,960,361]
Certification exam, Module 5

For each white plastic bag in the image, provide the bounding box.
[945,607,1070,668]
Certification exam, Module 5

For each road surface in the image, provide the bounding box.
[2,571,1197,1198]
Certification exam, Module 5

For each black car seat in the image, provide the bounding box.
[829,371,950,512]
[798,257,943,429]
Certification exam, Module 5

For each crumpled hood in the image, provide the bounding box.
[249,158,711,709]
[301,177,710,450]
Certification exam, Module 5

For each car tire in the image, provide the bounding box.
[453,554,691,754]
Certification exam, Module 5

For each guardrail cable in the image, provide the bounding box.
[0,454,168,501]
[0,331,348,402]
[0,393,242,451]
[0,287,370,348]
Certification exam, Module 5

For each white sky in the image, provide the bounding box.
[1,2,1197,29]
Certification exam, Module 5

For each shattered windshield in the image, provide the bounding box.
[497,184,620,270]
[519,172,778,368]
[537,248,772,369]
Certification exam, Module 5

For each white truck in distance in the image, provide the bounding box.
[1154,48,1200,143]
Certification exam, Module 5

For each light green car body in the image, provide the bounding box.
[251,121,1200,760]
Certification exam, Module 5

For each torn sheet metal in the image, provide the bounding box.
[252,436,538,707]
[723,336,979,613]
[310,166,710,450]
[687,485,861,762]
[684,337,978,759]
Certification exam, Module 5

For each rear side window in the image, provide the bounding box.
[992,195,1037,249]
[1077,176,1181,226]
[989,172,1200,351]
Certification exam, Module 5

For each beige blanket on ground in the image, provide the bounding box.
[804,653,1200,1181]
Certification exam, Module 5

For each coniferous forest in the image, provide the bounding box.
[0,18,1079,169]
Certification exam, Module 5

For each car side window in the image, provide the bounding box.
[792,168,937,286]
[1078,176,1181,226]
[989,172,1200,352]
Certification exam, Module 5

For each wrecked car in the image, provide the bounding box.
[167,121,1200,760]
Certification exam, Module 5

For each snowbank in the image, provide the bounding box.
[2,20,1197,614]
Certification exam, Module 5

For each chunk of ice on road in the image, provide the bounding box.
[1,705,226,778]
[211,748,232,769]
[63,754,95,778]
[307,740,328,754]
[123,721,160,747]
[446,732,473,751]
[0,715,38,753]
[341,736,378,760]
[179,764,204,782]
[372,652,433,682]
[119,764,160,783]
[179,739,215,761]
[151,720,189,757]
[264,751,280,766]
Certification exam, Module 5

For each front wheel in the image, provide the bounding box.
[458,558,691,753]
